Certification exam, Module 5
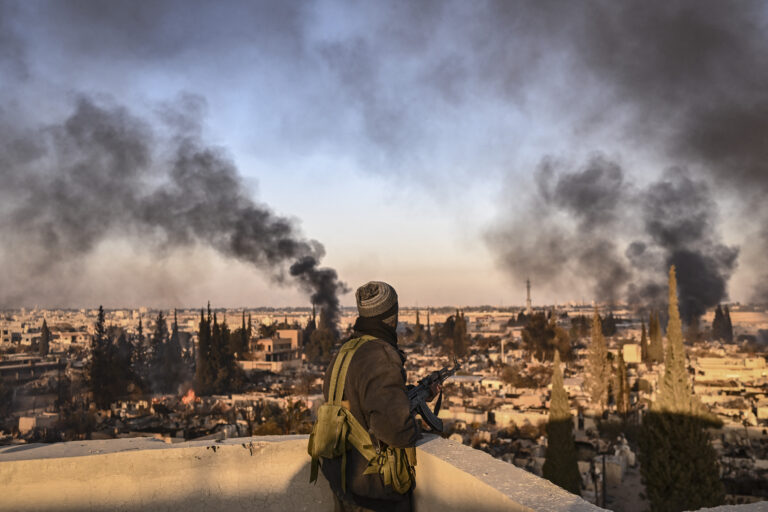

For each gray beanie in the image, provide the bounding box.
[355,281,398,318]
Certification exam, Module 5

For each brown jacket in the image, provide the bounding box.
[320,335,419,510]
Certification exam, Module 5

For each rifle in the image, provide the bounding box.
[407,358,460,432]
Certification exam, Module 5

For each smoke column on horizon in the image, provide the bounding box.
[557,1,768,302]
[0,96,347,325]
[487,155,738,324]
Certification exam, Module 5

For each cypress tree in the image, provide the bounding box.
[132,316,149,389]
[114,331,136,398]
[723,306,733,343]
[640,321,649,366]
[195,307,214,395]
[163,309,184,393]
[240,311,248,355]
[711,305,725,341]
[453,310,468,358]
[639,266,724,511]
[601,312,617,337]
[148,311,169,393]
[39,319,51,357]
[616,351,630,416]
[656,267,693,414]
[639,412,725,511]
[586,308,609,410]
[413,309,423,344]
[543,350,581,495]
[89,306,112,409]
[211,314,238,393]
[648,311,664,364]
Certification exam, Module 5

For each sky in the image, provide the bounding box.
[1,1,768,313]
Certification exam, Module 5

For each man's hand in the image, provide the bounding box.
[426,382,442,402]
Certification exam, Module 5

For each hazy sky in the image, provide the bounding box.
[1,1,767,310]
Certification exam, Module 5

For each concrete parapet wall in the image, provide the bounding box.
[0,434,609,512]
[0,435,332,512]
[415,435,602,512]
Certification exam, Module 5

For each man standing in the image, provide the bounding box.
[319,281,420,512]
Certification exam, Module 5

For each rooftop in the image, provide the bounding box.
[1,434,765,511]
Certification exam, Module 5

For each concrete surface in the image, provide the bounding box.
[0,435,332,512]
[2,434,761,511]
[415,435,604,512]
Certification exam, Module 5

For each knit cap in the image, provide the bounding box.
[355,281,398,318]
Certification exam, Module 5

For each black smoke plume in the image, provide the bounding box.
[0,96,346,325]
[487,156,738,323]
[561,1,768,302]
[3,1,768,309]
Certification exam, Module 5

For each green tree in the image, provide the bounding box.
[648,311,664,364]
[522,312,571,362]
[639,412,724,511]
[711,305,725,341]
[239,312,250,354]
[0,375,14,418]
[114,331,137,398]
[723,305,733,343]
[639,266,724,511]
[437,314,456,353]
[412,309,423,344]
[453,310,468,358]
[306,327,336,364]
[601,312,617,337]
[148,311,169,393]
[162,310,185,393]
[640,320,648,366]
[132,316,152,392]
[569,315,589,340]
[39,319,51,357]
[195,305,215,395]
[616,351,630,416]
[259,322,278,339]
[656,267,694,414]
[211,314,241,393]
[543,350,581,495]
[585,308,609,410]
[89,306,113,409]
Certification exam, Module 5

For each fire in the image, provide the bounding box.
[181,389,196,405]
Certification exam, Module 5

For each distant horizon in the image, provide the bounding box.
[0,301,756,313]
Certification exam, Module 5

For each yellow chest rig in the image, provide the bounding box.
[307,335,416,494]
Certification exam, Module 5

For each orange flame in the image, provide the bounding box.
[181,389,196,405]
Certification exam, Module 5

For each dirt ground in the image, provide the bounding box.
[605,465,649,512]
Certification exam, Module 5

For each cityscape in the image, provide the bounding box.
[3,1,768,511]
[1,272,767,510]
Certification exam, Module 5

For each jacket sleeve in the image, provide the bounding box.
[355,343,419,448]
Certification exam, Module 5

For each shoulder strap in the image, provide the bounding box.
[328,335,376,405]
[309,335,416,494]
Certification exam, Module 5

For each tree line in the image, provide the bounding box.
[543,267,724,511]
[194,304,246,395]
[87,304,257,409]
[88,306,194,409]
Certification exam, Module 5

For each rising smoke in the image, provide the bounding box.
[302,1,768,309]
[483,1,768,312]
[2,1,768,313]
[0,96,346,325]
[487,156,738,324]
